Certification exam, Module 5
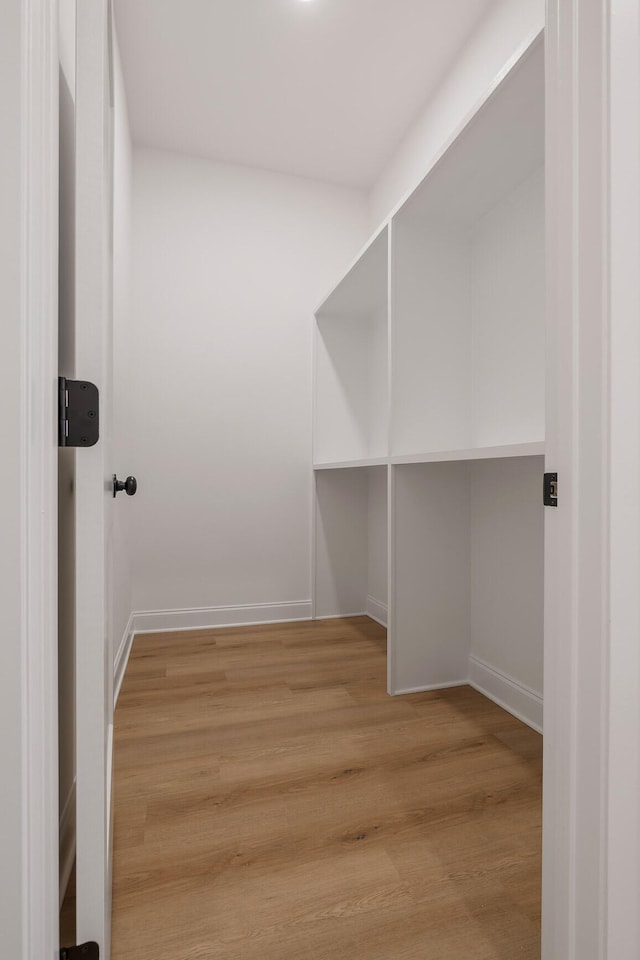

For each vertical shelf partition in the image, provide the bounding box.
[312,33,546,732]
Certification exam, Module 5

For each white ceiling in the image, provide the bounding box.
[114,0,497,189]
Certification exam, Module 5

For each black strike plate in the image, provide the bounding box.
[60,943,99,960]
[59,377,100,447]
[544,472,558,507]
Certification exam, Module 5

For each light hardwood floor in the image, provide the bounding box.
[109,616,541,960]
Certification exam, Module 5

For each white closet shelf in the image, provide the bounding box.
[314,457,389,471]
[390,441,545,466]
[312,32,545,730]
[314,225,388,317]
[313,226,389,468]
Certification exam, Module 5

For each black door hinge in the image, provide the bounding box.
[60,944,99,960]
[544,472,558,507]
[58,377,100,447]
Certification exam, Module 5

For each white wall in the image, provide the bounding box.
[129,150,368,618]
[119,0,543,631]
[0,2,27,952]
[368,0,544,228]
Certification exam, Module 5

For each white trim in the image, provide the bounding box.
[541,0,640,955]
[106,721,114,897]
[314,221,389,315]
[468,656,543,734]
[113,612,135,706]
[607,0,640,955]
[310,338,318,622]
[365,595,388,627]
[116,605,387,702]
[390,441,545,466]
[20,0,59,957]
[131,600,313,635]
[313,458,389,471]
[59,781,76,909]
[390,673,542,733]
[74,4,115,949]
[391,680,469,696]
[386,463,396,695]
[312,611,367,622]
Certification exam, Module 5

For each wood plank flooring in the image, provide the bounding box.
[111,616,542,960]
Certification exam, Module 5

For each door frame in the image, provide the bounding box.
[6,0,60,958]
[14,0,640,957]
[543,0,640,957]
[605,1,640,951]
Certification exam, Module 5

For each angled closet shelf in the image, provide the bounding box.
[312,32,545,733]
[391,39,545,461]
[313,226,389,469]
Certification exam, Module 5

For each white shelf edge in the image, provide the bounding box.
[314,224,389,317]
[313,29,544,325]
[313,457,389,471]
[390,441,545,466]
[313,30,544,328]
[373,29,544,238]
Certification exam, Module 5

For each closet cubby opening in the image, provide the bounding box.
[314,228,389,467]
[390,39,545,460]
[390,455,544,731]
[313,465,388,628]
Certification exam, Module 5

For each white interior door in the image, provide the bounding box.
[74,1,115,954]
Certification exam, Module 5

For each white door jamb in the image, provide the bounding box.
[544,1,640,958]
[21,0,60,957]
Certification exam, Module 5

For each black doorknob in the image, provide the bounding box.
[113,475,137,498]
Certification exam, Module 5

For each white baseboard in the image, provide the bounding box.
[114,611,135,707]
[313,605,387,627]
[365,595,388,627]
[313,611,367,621]
[391,680,469,696]
[131,600,313,636]
[59,779,75,908]
[468,655,543,734]
[106,721,114,855]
